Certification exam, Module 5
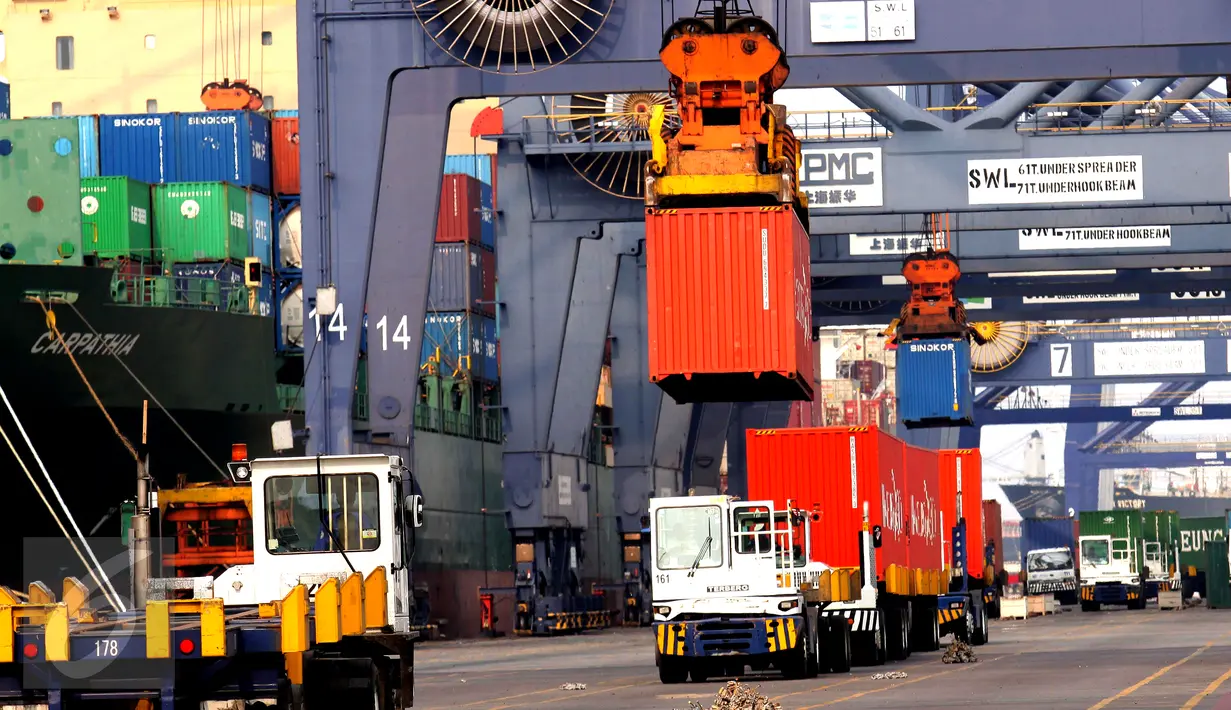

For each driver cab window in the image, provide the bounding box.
[733,508,805,568]
[265,473,381,554]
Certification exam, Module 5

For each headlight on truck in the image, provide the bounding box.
[655,606,671,616]
[778,600,798,612]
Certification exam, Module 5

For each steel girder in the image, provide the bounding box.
[972,337,1231,387]
[978,400,1227,426]
[682,403,732,496]
[1077,381,1206,450]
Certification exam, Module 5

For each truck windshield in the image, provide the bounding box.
[656,506,723,571]
[1027,550,1073,572]
[1081,539,1111,566]
[265,473,381,554]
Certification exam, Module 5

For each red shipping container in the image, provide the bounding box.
[861,400,883,429]
[904,444,942,574]
[982,500,1004,579]
[745,427,908,582]
[479,245,497,310]
[645,206,814,403]
[938,449,984,579]
[436,174,483,245]
[272,117,300,196]
[843,400,859,424]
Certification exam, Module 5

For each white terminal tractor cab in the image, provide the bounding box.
[649,495,869,684]
[1024,547,1078,600]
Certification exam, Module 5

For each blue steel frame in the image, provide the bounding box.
[296,0,1231,633]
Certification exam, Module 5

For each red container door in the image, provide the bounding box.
[905,444,942,575]
[844,400,858,424]
[872,429,908,577]
[938,451,959,572]
[272,117,300,196]
[436,174,483,245]
[982,500,1004,578]
[476,246,497,317]
[957,450,984,577]
[645,206,814,403]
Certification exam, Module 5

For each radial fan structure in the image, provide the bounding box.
[551,92,680,199]
[413,0,614,75]
[969,321,1037,373]
[811,277,888,315]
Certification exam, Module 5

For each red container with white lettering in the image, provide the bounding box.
[745,426,908,581]
[904,443,942,575]
[939,449,985,580]
[983,500,1004,579]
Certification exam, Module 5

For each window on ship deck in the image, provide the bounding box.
[265,473,381,554]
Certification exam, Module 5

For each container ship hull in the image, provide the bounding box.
[0,264,303,589]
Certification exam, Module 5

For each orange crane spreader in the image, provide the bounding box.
[199,0,263,111]
[893,214,987,345]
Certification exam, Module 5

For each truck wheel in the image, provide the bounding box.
[827,617,852,674]
[868,609,887,666]
[690,665,710,683]
[972,604,989,646]
[886,608,907,661]
[658,657,688,684]
[805,616,821,679]
[1080,600,1100,612]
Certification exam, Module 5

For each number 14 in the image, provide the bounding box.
[307,303,348,341]
[375,315,412,351]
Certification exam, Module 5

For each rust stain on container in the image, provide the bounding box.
[646,206,813,403]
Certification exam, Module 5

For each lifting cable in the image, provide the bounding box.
[0,388,126,612]
[34,298,227,480]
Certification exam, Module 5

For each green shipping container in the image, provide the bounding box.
[1205,539,1231,609]
[1078,509,1144,540]
[152,182,249,263]
[1142,510,1180,579]
[1180,516,1227,573]
[81,176,152,259]
[0,118,83,266]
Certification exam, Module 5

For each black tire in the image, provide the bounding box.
[972,603,989,646]
[869,610,887,666]
[1080,600,1100,612]
[886,607,908,661]
[304,657,387,710]
[690,665,710,683]
[659,656,688,684]
[827,617,852,674]
[805,614,821,679]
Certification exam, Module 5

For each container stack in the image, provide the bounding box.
[268,110,303,355]
[421,155,499,435]
[56,110,275,315]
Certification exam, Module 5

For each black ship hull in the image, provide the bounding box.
[1,264,304,590]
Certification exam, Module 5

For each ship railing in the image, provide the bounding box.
[413,405,502,443]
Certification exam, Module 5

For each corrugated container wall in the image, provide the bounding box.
[1180,517,1226,572]
[1078,510,1144,540]
[904,444,942,574]
[896,338,974,427]
[0,118,83,266]
[1020,518,1077,564]
[744,427,909,580]
[80,176,152,259]
[99,113,178,185]
[444,153,497,207]
[939,449,985,577]
[421,312,499,383]
[428,243,487,315]
[1143,510,1180,547]
[983,500,1004,578]
[436,174,484,245]
[272,116,300,196]
[153,182,249,263]
[247,191,274,267]
[646,206,814,403]
[1207,539,1231,609]
[65,116,100,177]
[171,262,273,316]
[478,182,495,251]
[175,111,273,193]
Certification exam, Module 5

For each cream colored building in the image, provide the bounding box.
[0,0,496,154]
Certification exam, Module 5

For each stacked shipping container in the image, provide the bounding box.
[938,449,984,578]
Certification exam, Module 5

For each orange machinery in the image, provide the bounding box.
[201,79,263,111]
[157,444,254,578]
[646,2,807,226]
[893,214,988,345]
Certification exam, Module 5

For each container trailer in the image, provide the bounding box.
[1142,510,1181,592]
[745,428,987,663]
[982,499,1005,616]
[1020,517,1079,603]
[1078,509,1151,610]
[938,450,1000,615]
[645,205,814,403]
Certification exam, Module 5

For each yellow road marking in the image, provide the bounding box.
[1181,664,1231,709]
[1087,644,1212,710]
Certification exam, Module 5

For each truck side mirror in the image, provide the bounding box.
[872,525,883,548]
[404,494,425,529]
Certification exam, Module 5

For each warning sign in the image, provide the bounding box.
[967,156,1144,205]
[1018,226,1170,250]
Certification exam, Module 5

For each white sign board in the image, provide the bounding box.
[809,1,866,43]
[1022,293,1139,304]
[848,233,930,256]
[1049,343,1073,377]
[1092,340,1205,377]
[962,297,992,310]
[967,156,1144,205]
[1171,291,1225,300]
[557,475,572,507]
[1017,226,1171,251]
[866,1,916,41]
[801,146,883,208]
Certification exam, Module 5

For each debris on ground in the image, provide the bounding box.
[558,682,587,691]
[942,639,978,664]
[870,671,909,680]
[685,681,782,710]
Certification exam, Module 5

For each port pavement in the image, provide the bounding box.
[413,606,1231,709]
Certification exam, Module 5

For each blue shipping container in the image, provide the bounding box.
[477,182,495,251]
[428,243,484,313]
[99,113,178,185]
[175,111,273,193]
[421,311,498,382]
[443,154,493,186]
[0,81,9,120]
[272,110,299,118]
[170,262,273,317]
[895,338,974,427]
[247,190,274,267]
[1021,518,1076,562]
[63,116,99,177]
